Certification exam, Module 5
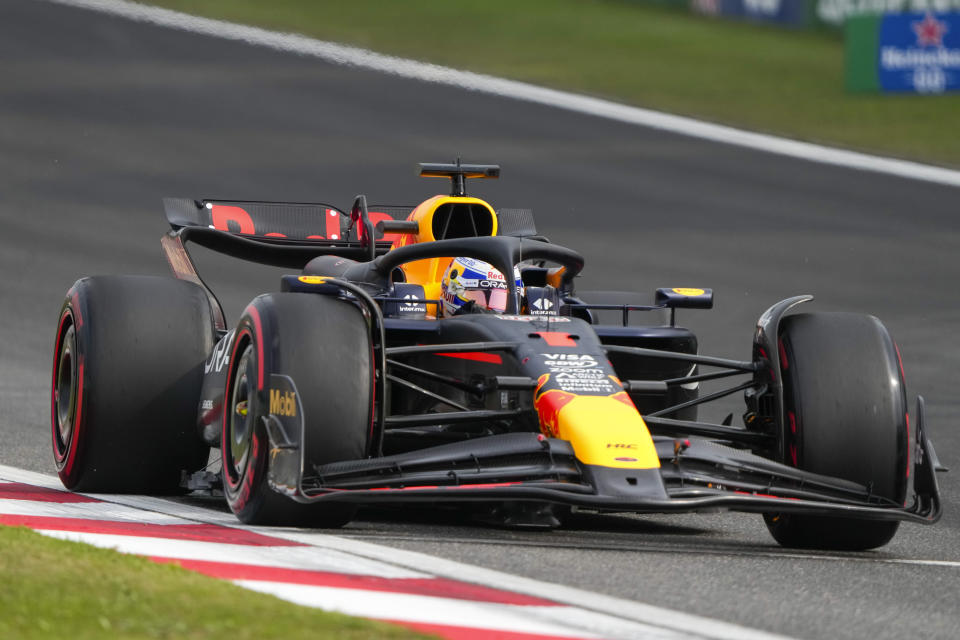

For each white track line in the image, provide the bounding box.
[32,529,426,577]
[236,582,607,639]
[43,0,960,189]
[0,497,191,523]
[0,465,794,640]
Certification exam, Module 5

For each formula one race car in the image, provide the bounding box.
[51,162,944,550]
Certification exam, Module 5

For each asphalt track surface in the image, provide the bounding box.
[2,1,958,638]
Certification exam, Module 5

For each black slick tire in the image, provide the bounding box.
[765,312,909,550]
[221,292,373,527]
[51,276,214,493]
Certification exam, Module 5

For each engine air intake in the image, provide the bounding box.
[431,202,495,239]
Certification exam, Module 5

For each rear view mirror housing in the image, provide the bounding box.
[655,287,713,309]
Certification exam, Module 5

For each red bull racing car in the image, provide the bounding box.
[51,162,944,550]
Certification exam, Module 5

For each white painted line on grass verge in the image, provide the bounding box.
[34,529,426,577]
[44,0,960,188]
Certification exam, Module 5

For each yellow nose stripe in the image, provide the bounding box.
[554,395,660,469]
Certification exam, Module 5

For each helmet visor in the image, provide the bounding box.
[461,288,508,313]
[486,289,507,313]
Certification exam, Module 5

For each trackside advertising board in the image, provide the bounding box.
[690,0,814,27]
[819,0,960,27]
[846,12,960,92]
[632,0,960,30]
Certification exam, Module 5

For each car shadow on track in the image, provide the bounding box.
[345,504,711,540]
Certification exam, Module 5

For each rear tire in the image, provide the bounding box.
[221,293,373,527]
[51,276,214,493]
[764,312,908,550]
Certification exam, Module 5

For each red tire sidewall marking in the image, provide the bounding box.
[232,433,261,514]
[222,306,267,516]
[51,309,70,463]
[222,326,253,494]
[51,307,84,478]
[246,305,265,391]
[894,342,911,484]
[779,337,798,469]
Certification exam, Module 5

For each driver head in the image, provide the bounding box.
[441,257,521,317]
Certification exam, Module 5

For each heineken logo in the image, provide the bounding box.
[913,12,949,46]
[880,48,960,69]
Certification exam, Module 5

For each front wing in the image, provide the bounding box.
[263,398,942,526]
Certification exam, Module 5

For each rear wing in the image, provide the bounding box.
[162,197,420,243]
[160,197,540,331]
[162,198,540,261]
[162,197,420,263]
[164,198,350,240]
[161,197,413,331]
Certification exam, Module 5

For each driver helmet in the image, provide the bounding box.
[441,257,522,317]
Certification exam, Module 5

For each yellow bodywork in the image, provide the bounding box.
[393,195,498,305]
[536,381,660,470]
[557,395,660,469]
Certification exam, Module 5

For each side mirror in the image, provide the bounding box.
[655,287,713,309]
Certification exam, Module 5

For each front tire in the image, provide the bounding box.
[765,312,908,550]
[221,293,373,527]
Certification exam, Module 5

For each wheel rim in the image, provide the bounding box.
[228,344,255,481]
[54,322,77,454]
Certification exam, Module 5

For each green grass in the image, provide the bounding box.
[145,0,960,167]
[0,526,431,640]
